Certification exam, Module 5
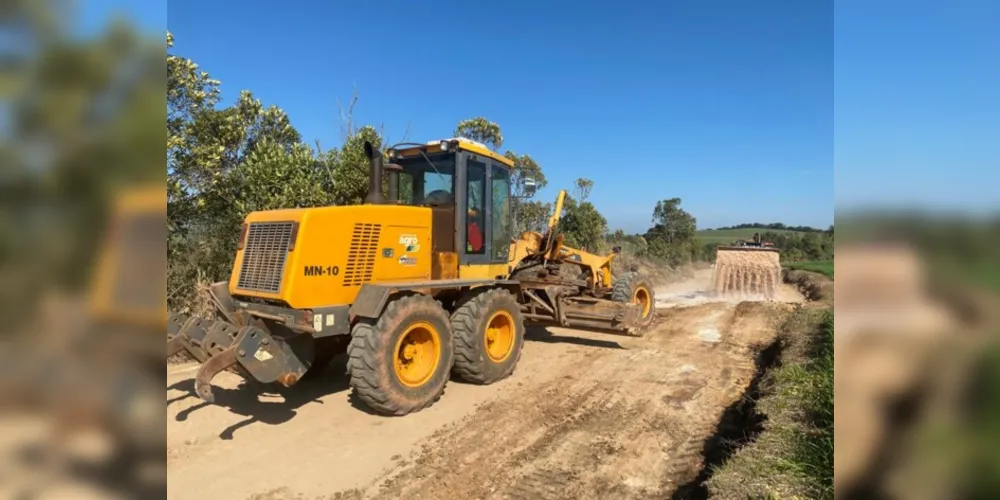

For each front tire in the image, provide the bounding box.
[612,272,656,333]
[347,294,454,415]
[451,288,525,384]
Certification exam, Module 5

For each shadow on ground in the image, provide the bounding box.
[167,325,632,437]
[524,325,626,350]
[168,357,352,439]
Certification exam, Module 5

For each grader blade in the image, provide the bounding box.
[713,246,781,300]
[559,297,644,333]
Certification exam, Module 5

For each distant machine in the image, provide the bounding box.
[713,232,781,299]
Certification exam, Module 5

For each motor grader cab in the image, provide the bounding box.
[168,138,656,416]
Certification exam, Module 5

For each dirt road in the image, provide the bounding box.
[167,269,803,500]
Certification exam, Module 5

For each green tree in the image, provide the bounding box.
[574,178,594,203]
[559,180,608,252]
[503,150,546,197]
[0,7,165,327]
[517,200,552,234]
[800,232,824,261]
[166,33,388,310]
[645,198,698,266]
[328,125,384,205]
[504,151,549,234]
[452,117,551,235]
[453,116,503,149]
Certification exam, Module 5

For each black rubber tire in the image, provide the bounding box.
[301,336,347,380]
[612,272,656,331]
[451,288,525,384]
[347,294,454,415]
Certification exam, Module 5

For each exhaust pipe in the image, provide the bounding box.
[364,141,385,205]
[385,162,402,202]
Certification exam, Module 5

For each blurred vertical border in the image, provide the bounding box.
[0,0,166,497]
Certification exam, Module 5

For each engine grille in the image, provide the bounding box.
[343,223,381,286]
[236,221,295,293]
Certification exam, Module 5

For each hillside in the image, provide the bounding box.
[696,227,811,245]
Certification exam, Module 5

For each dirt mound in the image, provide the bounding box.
[713,250,781,300]
[783,269,833,303]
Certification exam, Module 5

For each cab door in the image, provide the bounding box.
[459,154,490,266]
[457,151,515,280]
[489,163,513,266]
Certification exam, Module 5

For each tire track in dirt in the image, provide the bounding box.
[166,268,798,500]
[341,300,792,500]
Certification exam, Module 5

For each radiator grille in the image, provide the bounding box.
[236,221,295,293]
[343,223,381,286]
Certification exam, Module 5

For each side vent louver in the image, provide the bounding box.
[343,223,381,286]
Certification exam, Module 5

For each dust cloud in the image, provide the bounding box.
[655,267,802,309]
[713,249,782,300]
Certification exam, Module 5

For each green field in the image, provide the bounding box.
[697,227,809,245]
[785,260,834,278]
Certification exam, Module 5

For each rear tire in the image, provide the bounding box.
[612,272,656,332]
[451,288,525,384]
[347,294,454,415]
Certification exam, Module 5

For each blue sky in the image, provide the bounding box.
[92,0,1000,230]
[835,0,999,217]
[158,0,834,233]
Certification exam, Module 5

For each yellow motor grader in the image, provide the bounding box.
[168,138,656,415]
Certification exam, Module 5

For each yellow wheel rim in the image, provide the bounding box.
[393,321,441,388]
[633,287,652,318]
[484,310,515,363]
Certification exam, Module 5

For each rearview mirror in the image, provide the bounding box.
[522,177,537,197]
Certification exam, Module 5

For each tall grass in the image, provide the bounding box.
[774,309,834,496]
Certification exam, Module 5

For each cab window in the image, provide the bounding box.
[394,153,455,206]
[466,160,487,254]
[491,164,512,261]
